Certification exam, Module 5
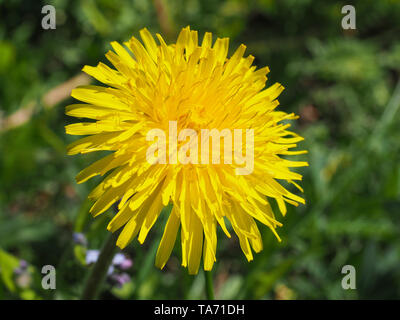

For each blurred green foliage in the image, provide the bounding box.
[1,0,400,299]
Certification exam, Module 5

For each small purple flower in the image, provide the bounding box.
[112,253,133,270]
[85,250,99,265]
[112,253,125,265]
[73,232,87,246]
[13,260,32,288]
[19,260,28,270]
[14,260,29,275]
[119,259,133,270]
[85,249,132,288]
[109,273,131,288]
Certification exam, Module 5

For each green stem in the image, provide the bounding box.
[81,231,119,300]
[204,270,215,300]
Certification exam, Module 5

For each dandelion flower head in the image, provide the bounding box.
[66,26,308,274]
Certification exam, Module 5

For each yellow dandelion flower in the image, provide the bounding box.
[66,26,308,275]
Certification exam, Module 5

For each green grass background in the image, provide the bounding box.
[1,0,400,299]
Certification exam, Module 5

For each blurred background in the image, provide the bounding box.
[1,0,400,300]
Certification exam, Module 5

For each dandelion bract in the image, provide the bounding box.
[66,26,308,274]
